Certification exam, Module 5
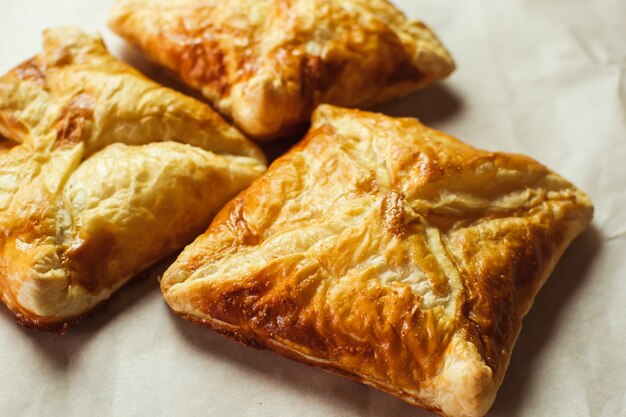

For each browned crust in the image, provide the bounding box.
[175,309,448,417]
[0,269,150,333]
[6,306,79,334]
[0,280,92,333]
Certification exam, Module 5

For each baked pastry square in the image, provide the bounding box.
[162,105,593,417]
[108,0,455,139]
[0,28,266,331]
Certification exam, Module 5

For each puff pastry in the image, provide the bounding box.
[108,0,455,140]
[0,28,266,331]
[161,105,593,417]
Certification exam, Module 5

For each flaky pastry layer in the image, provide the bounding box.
[162,105,593,417]
[0,28,266,331]
[109,0,455,139]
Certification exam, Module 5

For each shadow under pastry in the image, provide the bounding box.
[490,225,602,415]
[168,306,434,417]
[372,83,464,125]
[0,256,173,369]
[256,84,464,165]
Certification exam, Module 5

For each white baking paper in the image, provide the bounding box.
[0,0,624,416]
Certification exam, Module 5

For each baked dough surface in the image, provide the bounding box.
[108,0,455,139]
[0,28,266,331]
[162,105,593,417]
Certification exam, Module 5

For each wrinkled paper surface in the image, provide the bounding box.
[0,0,624,416]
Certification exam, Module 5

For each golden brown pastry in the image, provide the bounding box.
[161,105,593,417]
[108,0,455,140]
[0,27,267,331]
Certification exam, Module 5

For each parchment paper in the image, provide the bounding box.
[0,1,624,416]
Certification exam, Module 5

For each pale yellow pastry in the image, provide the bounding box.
[0,28,266,331]
[161,105,593,417]
[108,0,455,140]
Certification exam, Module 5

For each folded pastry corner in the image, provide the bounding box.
[108,0,455,140]
[0,27,266,331]
[161,105,593,417]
